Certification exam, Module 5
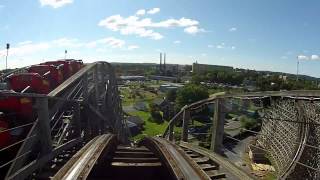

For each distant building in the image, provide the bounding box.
[119,76,146,81]
[192,63,233,74]
[279,75,287,81]
[159,83,184,92]
[149,75,178,82]
[117,76,146,85]
[153,98,175,120]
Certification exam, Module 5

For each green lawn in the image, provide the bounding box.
[120,82,181,141]
[129,111,169,141]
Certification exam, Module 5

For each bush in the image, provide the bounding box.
[176,84,209,109]
[239,115,257,129]
[149,111,163,124]
[149,102,163,124]
[166,89,177,102]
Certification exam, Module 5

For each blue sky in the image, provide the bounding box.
[1,0,320,77]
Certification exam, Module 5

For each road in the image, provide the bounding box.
[222,136,254,173]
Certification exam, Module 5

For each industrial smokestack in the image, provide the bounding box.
[164,53,166,75]
[160,53,162,71]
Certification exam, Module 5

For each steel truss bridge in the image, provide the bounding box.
[0,61,320,179]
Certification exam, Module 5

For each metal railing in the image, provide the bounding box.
[0,61,128,180]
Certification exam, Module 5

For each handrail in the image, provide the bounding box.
[162,108,184,138]
[52,134,116,180]
[280,101,310,179]
[141,137,210,180]
[3,61,127,179]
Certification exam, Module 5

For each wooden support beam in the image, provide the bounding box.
[93,64,100,109]
[36,97,53,155]
[82,72,89,103]
[168,122,174,141]
[73,102,81,138]
[182,109,190,142]
[210,99,225,153]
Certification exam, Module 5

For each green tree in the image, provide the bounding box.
[149,103,163,123]
[176,84,209,109]
[166,89,177,102]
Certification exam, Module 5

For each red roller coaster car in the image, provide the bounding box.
[7,73,50,94]
[27,64,64,89]
[41,60,73,80]
[66,59,83,73]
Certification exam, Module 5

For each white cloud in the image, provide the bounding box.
[208,44,213,48]
[0,42,50,57]
[96,37,126,48]
[173,40,181,44]
[18,41,33,45]
[98,15,163,40]
[231,46,236,50]
[88,37,144,50]
[128,45,139,50]
[297,55,309,60]
[229,27,237,32]
[136,9,146,16]
[147,8,160,15]
[184,26,205,34]
[39,0,73,8]
[98,11,204,40]
[296,54,320,61]
[152,17,199,28]
[0,36,130,60]
[201,53,207,57]
[311,55,320,60]
[281,56,288,59]
[0,36,138,69]
[216,43,225,49]
[0,5,5,9]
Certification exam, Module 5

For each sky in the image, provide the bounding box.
[1,0,320,77]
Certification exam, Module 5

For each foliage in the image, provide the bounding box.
[129,111,170,141]
[166,89,177,102]
[239,115,258,129]
[149,102,163,123]
[149,111,163,123]
[175,84,209,109]
[191,68,320,91]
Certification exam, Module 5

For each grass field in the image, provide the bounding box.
[128,111,169,141]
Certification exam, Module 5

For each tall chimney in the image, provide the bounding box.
[160,53,162,71]
[164,53,166,75]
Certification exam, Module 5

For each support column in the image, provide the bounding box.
[82,72,88,103]
[210,98,225,153]
[168,122,174,141]
[93,64,102,135]
[73,102,81,138]
[82,73,91,139]
[181,109,191,142]
[36,97,52,155]
[94,64,100,108]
